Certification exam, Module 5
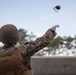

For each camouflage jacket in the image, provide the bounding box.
[20,28,56,70]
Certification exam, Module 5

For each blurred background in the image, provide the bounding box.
[0,0,76,56]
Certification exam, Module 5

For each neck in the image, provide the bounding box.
[3,44,15,48]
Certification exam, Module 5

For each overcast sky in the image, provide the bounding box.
[0,0,76,38]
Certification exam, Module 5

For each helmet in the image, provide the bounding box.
[0,24,19,44]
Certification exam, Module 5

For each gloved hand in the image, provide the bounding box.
[51,25,59,31]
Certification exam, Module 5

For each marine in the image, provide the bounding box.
[0,24,59,75]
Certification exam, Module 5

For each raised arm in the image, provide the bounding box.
[21,25,59,57]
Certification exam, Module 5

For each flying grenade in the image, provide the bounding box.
[53,5,61,12]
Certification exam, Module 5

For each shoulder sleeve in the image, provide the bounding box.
[20,28,57,57]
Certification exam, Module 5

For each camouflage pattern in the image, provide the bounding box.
[20,28,56,70]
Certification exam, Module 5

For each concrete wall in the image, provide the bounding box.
[31,56,76,75]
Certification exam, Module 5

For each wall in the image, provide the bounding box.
[31,56,76,75]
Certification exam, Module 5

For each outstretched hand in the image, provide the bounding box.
[51,25,59,31]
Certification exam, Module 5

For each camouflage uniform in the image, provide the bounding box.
[20,28,56,70]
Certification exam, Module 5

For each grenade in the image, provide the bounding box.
[53,5,61,12]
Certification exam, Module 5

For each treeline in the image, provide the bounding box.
[18,28,76,56]
[18,28,36,45]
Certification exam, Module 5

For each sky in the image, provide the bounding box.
[0,0,76,38]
